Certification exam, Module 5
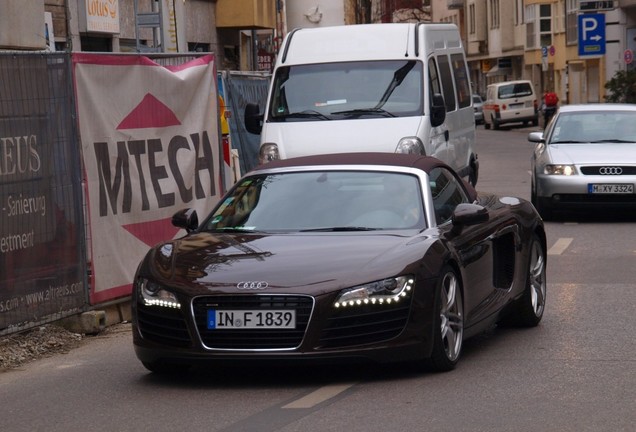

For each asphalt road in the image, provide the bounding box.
[1,125,635,432]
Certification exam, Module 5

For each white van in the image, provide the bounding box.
[483,80,539,130]
[245,23,479,185]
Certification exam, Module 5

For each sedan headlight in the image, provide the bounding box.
[544,164,577,175]
[137,278,181,309]
[334,276,414,308]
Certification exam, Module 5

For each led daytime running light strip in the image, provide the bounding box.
[144,298,181,309]
[334,279,414,308]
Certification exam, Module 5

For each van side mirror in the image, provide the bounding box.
[244,103,263,134]
[430,93,446,127]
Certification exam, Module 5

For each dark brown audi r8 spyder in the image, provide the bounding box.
[132,153,547,373]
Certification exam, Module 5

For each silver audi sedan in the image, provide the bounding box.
[529,104,636,220]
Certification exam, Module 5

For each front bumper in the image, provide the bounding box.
[535,173,636,209]
[132,281,438,367]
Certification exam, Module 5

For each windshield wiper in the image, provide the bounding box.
[551,140,584,144]
[590,139,635,143]
[331,108,396,118]
[277,110,331,120]
[299,226,379,232]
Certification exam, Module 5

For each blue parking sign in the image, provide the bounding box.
[578,13,606,56]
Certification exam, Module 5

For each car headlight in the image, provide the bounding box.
[395,137,425,155]
[137,278,181,309]
[544,164,577,175]
[259,143,279,164]
[334,276,414,308]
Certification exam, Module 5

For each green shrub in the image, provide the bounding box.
[605,69,636,103]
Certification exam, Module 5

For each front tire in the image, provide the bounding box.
[428,266,464,372]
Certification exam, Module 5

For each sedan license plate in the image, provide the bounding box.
[207,309,296,329]
[588,184,634,194]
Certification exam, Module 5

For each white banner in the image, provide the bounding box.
[73,54,220,303]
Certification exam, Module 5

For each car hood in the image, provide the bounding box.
[142,231,434,295]
[263,117,424,159]
[547,143,636,164]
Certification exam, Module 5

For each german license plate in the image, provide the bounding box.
[588,184,634,194]
[207,309,296,329]
[509,103,523,108]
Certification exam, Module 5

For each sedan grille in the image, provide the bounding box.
[580,166,636,176]
[136,304,192,347]
[319,300,411,349]
[192,295,313,350]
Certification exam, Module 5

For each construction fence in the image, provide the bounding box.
[0,52,269,335]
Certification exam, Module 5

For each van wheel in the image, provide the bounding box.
[468,158,478,186]
[484,121,491,130]
[492,116,500,130]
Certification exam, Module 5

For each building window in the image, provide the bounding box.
[514,0,524,26]
[539,4,552,47]
[525,4,536,49]
[489,0,500,30]
[469,3,476,35]
[525,3,552,49]
[188,43,210,53]
[566,0,578,45]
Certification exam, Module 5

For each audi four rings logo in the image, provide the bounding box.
[599,167,623,175]
[237,281,269,289]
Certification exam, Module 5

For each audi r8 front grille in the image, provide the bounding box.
[192,295,313,350]
[579,166,636,175]
[318,300,411,349]
[136,304,192,347]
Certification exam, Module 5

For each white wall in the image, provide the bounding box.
[286,0,345,30]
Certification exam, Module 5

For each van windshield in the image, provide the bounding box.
[268,60,423,121]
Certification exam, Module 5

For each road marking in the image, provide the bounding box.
[283,383,355,409]
[548,237,573,255]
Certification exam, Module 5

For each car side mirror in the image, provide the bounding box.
[451,203,488,233]
[244,103,263,135]
[528,131,545,143]
[172,208,199,233]
[430,93,446,127]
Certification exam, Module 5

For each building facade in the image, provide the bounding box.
[3,0,636,103]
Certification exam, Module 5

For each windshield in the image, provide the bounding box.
[203,171,426,232]
[268,60,423,121]
[497,82,533,99]
[549,111,636,144]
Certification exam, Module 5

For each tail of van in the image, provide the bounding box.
[245,23,479,185]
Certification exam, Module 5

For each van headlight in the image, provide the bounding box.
[136,278,181,309]
[334,276,414,307]
[395,137,425,155]
[259,143,280,164]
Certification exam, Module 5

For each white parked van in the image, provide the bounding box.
[483,80,539,130]
[245,23,479,185]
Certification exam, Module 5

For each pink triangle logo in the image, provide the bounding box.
[117,93,181,129]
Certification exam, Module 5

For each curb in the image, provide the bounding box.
[57,299,132,335]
